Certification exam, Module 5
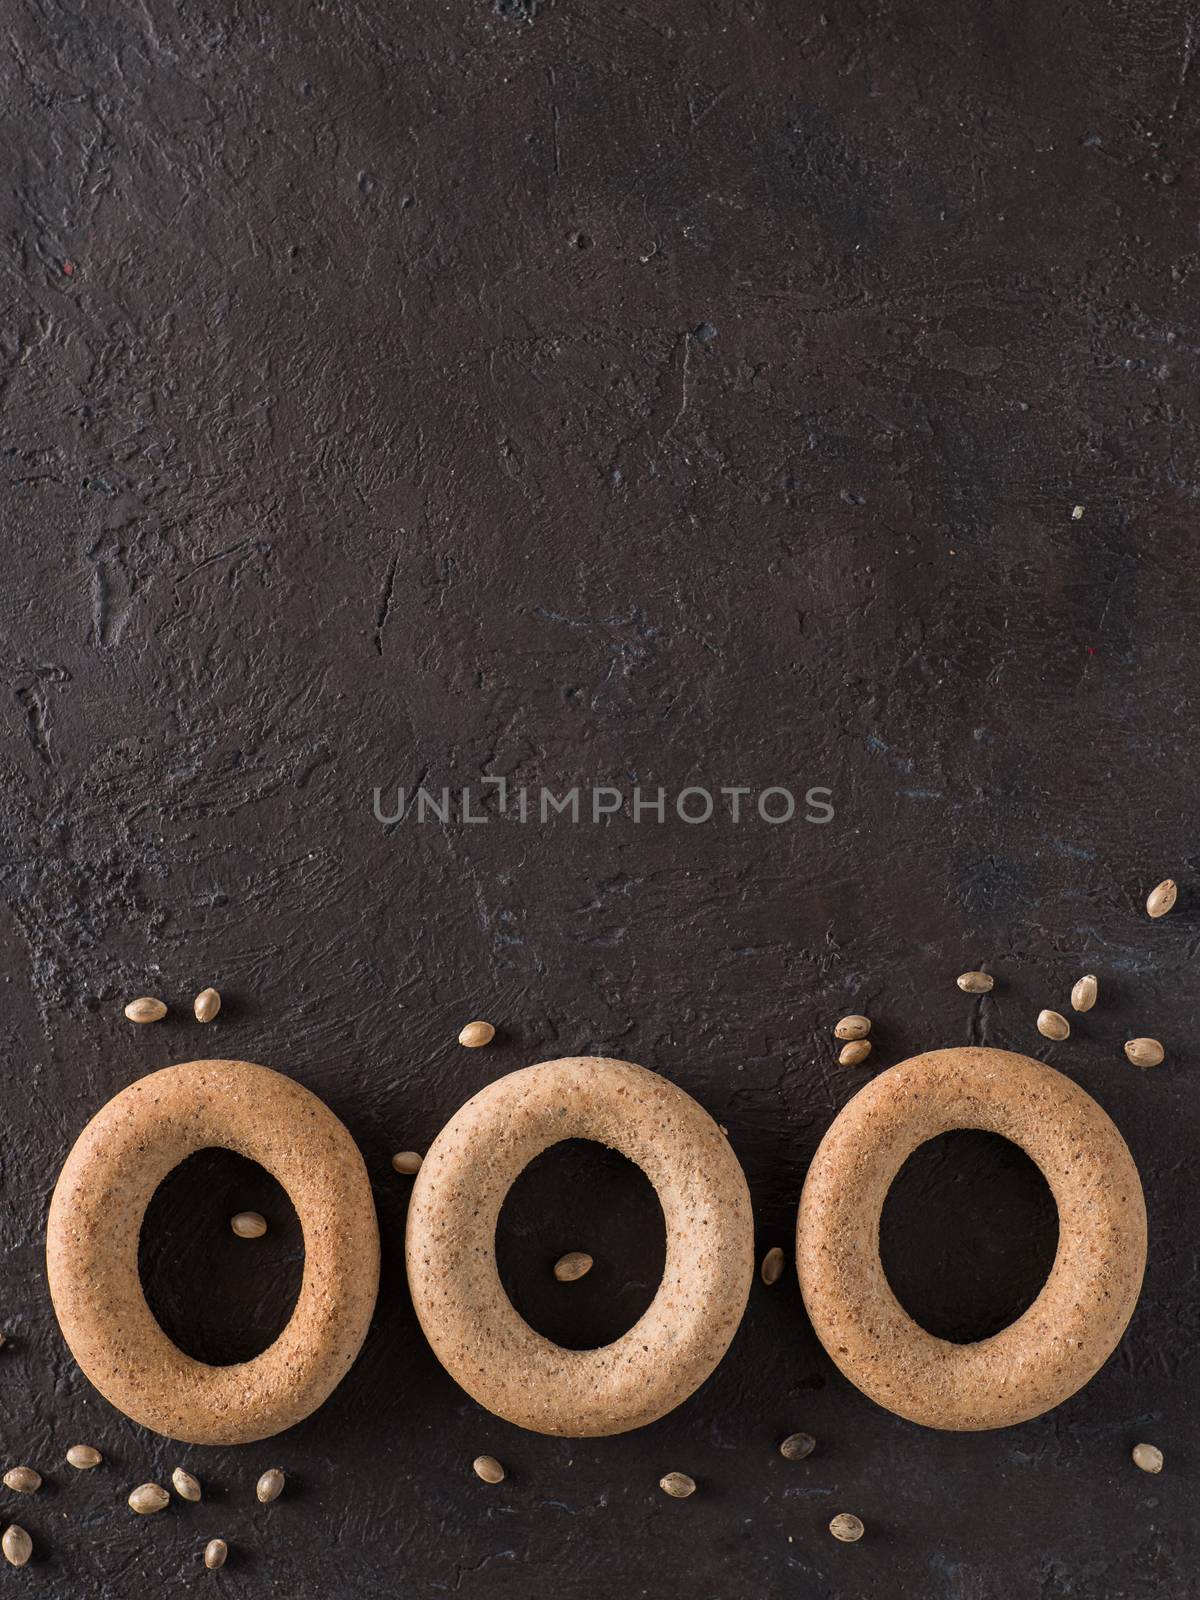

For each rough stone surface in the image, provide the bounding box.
[2,0,1198,1593]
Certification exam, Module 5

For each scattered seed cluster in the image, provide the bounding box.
[0,1450,286,1570]
[833,1015,872,1068]
[958,877,1175,1069]
[123,987,221,1025]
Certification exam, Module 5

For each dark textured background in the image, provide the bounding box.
[2,0,1198,1594]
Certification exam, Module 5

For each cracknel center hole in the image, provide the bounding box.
[495,1138,667,1351]
[139,1147,304,1366]
[879,1129,1059,1344]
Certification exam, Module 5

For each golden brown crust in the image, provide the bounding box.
[406,1057,754,1436]
[796,1047,1146,1430]
[47,1059,379,1445]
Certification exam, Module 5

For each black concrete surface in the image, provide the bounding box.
[2,1,1197,1595]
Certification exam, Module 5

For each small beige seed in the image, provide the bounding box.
[554,1251,593,1283]
[193,987,221,1023]
[458,1020,496,1048]
[2,1525,32,1568]
[830,1512,865,1543]
[1071,974,1098,1013]
[1132,1442,1163,1474]
[1146,879,1177,919]
[659,1472,696,1499]
[129,1482,170,1515]
[230,1211,267,1239]
[957,970,994,994]
[391,1150,423,1176]
[256,1468,285,1504]
[779,1432,816,1461]
[2,1468,40,1495]
[1125,1038,1165,1069]
[472,1456,505,1485]
[760,1246,786,1286]
[172,1467,201,1502]
[833,1014,870,1040]
[204,1538,229,1570]
[1037,1009,1070,1042]
[838,1039,871,1067]
[66,1445,102,1470]
[124,996,167,1024]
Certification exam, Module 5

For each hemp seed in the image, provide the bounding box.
[553,1252,593,1282]
[2,1468,40,1495]
[66,1445,102,1470]
[472,1456,505,1485]
[779,1432,816,1461]
[458,1020,495,1048]
[125,997,167,1024]
[230,1212,267,1239]
[1132,1442,1163,1473]
[204,1538,229,1570]
[1125,1038,1165,1069]
[838,1039,872,1067]
[128,1483,170,1515]
[829,1513,865,1543]
[659,1472,696,1499]
[1071,975,1098,1012]
[193,988,221,1023]
[2,1526,31,1568]
[956,971,994,994]
[1146,879,1177,919]
[760,1247,786,1286]
[256,1469,285,1504]
[1037,1010,1070,1041]
[833,1015,870,1040]
[391,1151,423,1176]
[172,1467,201,1502]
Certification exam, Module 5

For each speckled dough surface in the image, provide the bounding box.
[796,1047,1147,1430]
[406,1057,754,1436]
[47,1059,380,1445]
